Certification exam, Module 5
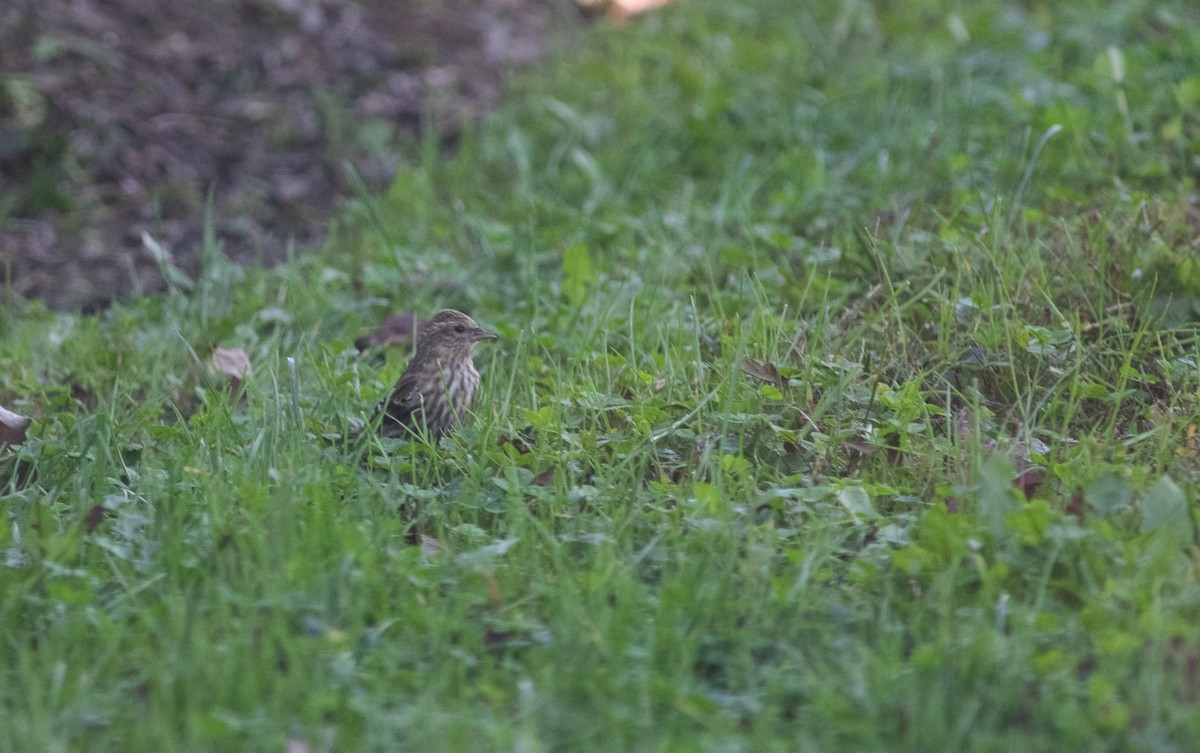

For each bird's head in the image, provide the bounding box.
[415,309,497,361]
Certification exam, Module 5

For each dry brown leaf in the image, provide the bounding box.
[1013,468,1046,500]
[844,435,875,457]
[208,347,252,392]
[739,357,783,388]
[609,0,680,21]
[834,282,886,330]
[532,466,555,486]
[1080,301,1133,334]
[1066,489,1085,520]
[0,403,31,448]
[484,628,516,646]
[957,407,1051,499]
[1010,438,1049,499]
[84,505,107,533]
[1011,438,1049,474]
[881,432,903,466]
[355,312,427,351]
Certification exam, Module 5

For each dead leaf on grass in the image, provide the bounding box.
[483,628,516,646]
[208,347,252,392]
[739,357,783,388]
[499,427,537,455]
[0,403,31,448]
[834,282,886,331]
[1013,467,1047,500]
[881,432,903,466]
[1011,438,1050,500]
[957,407,1053,500]
[844,435,875,457]
[1066,489,1085,520]
[608,0,681,21]
[532,466,555,486]
[83,505,107,533]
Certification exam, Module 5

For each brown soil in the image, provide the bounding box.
[0,0,570,311]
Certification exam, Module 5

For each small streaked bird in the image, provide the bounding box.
[372,309,496,440]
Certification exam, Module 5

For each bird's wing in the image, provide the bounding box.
[375,370,426,437]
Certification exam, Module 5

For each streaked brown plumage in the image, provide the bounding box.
[373,309,496,439]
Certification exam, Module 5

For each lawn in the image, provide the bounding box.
[4,0,1200,750]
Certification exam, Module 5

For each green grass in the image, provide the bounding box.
[4,0,1200,750]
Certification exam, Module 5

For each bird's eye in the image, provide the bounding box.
[454,325,466,333]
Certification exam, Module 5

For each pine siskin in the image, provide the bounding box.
[372,309,496,439]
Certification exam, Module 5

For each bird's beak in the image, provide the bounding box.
[473,327,499,341]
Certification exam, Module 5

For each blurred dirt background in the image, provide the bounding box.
[0,0,575,310]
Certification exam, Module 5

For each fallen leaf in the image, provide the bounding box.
[1013,468,1046,500]
[1079,301,1133,333]
[1010,438,1049,499]
[83,505,107,533]
[208,347,252,392]
[834,282,886,330]
[71,383,97,410]
[355,312,427,351]
[881,432,903,466]
[957,408,1053,497]
[532,466,555,486]
[483,628,516,646]
[843,434,874,474]
[1066,489,1085,520]
[609,0,680,21]
[844,435,875,457]
[499,427,536,455]
[1011,438,1049,473]
[739,357,782,388]
[0,403,31,448]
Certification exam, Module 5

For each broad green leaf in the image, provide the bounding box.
[1140,475,1191,536]
[46,578,95,606]
[759,384,783,401]
[561,243,594,305]
[693,482,721,513]
[1175,77,1200,108]
[1084,473,1133,515]
[1006,499,1053,546]
[456,538,520,568]
[978,455,1019,540]
[836,485,877,523]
